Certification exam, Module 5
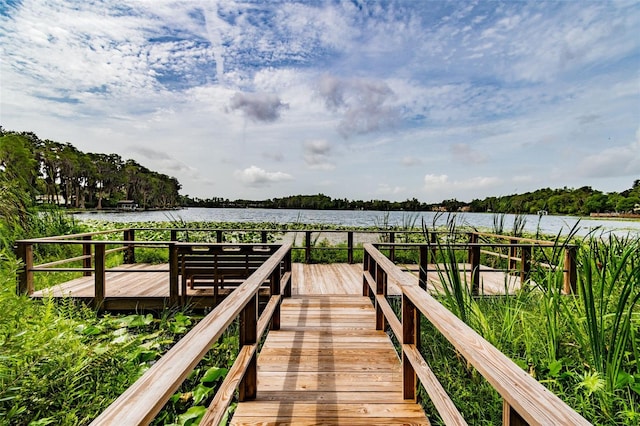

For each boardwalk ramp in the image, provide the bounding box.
[232,294,429,425]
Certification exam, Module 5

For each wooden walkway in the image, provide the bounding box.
[32,263,522,300]
[231,295,429,425]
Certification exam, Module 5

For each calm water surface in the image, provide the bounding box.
[73,208,640,237]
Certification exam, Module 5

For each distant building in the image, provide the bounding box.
[117,200,138,211]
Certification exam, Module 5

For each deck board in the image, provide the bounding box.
[31,262,523,304]
[231,295,429,425]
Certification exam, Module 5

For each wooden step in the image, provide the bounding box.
[231,295,429,425]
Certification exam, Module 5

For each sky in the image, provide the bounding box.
[1,0,639,203]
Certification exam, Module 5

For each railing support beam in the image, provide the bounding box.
[94,244,106,311]
[124,229,135,264]
[503,400,529,426]
[82,236,92,276]
[15,242,34,295]
[402,293,419,401]
[239,293,258,401]
[563,246,577,294]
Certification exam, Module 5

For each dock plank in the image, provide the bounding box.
[231,295,429,425]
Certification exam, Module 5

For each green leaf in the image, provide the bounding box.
[28,418,56,426]
[547,359,563,377]
[615,371,634,390]
[176,405,207,426]
[200,366,228,384]
[192,383,213,405]
[111,333,131,345]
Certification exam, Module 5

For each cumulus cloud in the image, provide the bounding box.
[317,74,400,137]
[303,140,334,170]
[401,156,422,166]
[228,92,289,122]
[424,174,500,191]
[450,143,487,164]
[377,184,406,195]
[130,146,200,178]
[576,130,640,178]
[234,165,293,187]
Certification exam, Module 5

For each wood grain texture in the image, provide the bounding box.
[231,295,429,425]
[364,243,591,426]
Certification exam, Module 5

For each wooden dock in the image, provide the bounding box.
[232,295,429,425]
[32,263,524,304]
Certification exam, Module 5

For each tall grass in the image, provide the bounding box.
[419,227,640,424]
[565,234,640,396]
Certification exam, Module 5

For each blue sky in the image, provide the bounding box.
[1,0,638,202]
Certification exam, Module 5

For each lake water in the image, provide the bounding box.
[73,208,640,237]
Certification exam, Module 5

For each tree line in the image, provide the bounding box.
[184,183,640,216]
[0,129,181,210]
[2,127,637,216]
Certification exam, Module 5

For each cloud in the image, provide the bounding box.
[424,174,500,192]
[228,92,289,122]
[401,156,422,166]
[234,165,293,187]
[450,143,487,164]
[130,146,173,161]
[130,146,200,178]
[317,74,400,137]
[377,183,406,195]
[576,129,640,178]
[303,140,334,170]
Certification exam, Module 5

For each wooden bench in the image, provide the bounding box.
[178,244,279,302]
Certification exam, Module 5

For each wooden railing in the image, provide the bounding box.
[90,243,292,425]
[362,243,590,425]
[15,228,577,300]
[375,234,577,295]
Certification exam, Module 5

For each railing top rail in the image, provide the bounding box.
[16,228,127,242]
[373,242,570,248]
[90,243,292,425]
[363,243,590,425]
[470,231,565,245]
[16,239,169,245]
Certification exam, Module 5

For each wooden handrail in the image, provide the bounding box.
[362,243,590,426]
[90,243,292,425]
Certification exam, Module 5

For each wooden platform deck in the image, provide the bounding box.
[32,263,523,304]
[231,294,429,425]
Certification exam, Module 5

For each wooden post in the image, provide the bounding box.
[520,245,531,287]
[94,244,106,311]
[503,400,529,426]
[419,245,428,290]
[470,244,481,296]
[239,294,257,401]
[402,293,419,401]
[375,264,386,331]
[467,232,478,263]
[347,231,354,264]
[261,230,268,243]
[429,232,438,264]
[124,229,135,264]
[270,264,281,331]
[305,231,312,264]
[509,239,518,272]
[82,235,92,276]
[362,250,370,297]
[15,242,34,295]
[170,230,178,242]
[284,250,292,298]
[389,231,395,262]
[563,245,577,294]
[216,230,223,243]
[169,244,179,306]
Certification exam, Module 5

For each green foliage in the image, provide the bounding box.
[420,231,640,425]
[0,129,181,211]
[0,265,195,425]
